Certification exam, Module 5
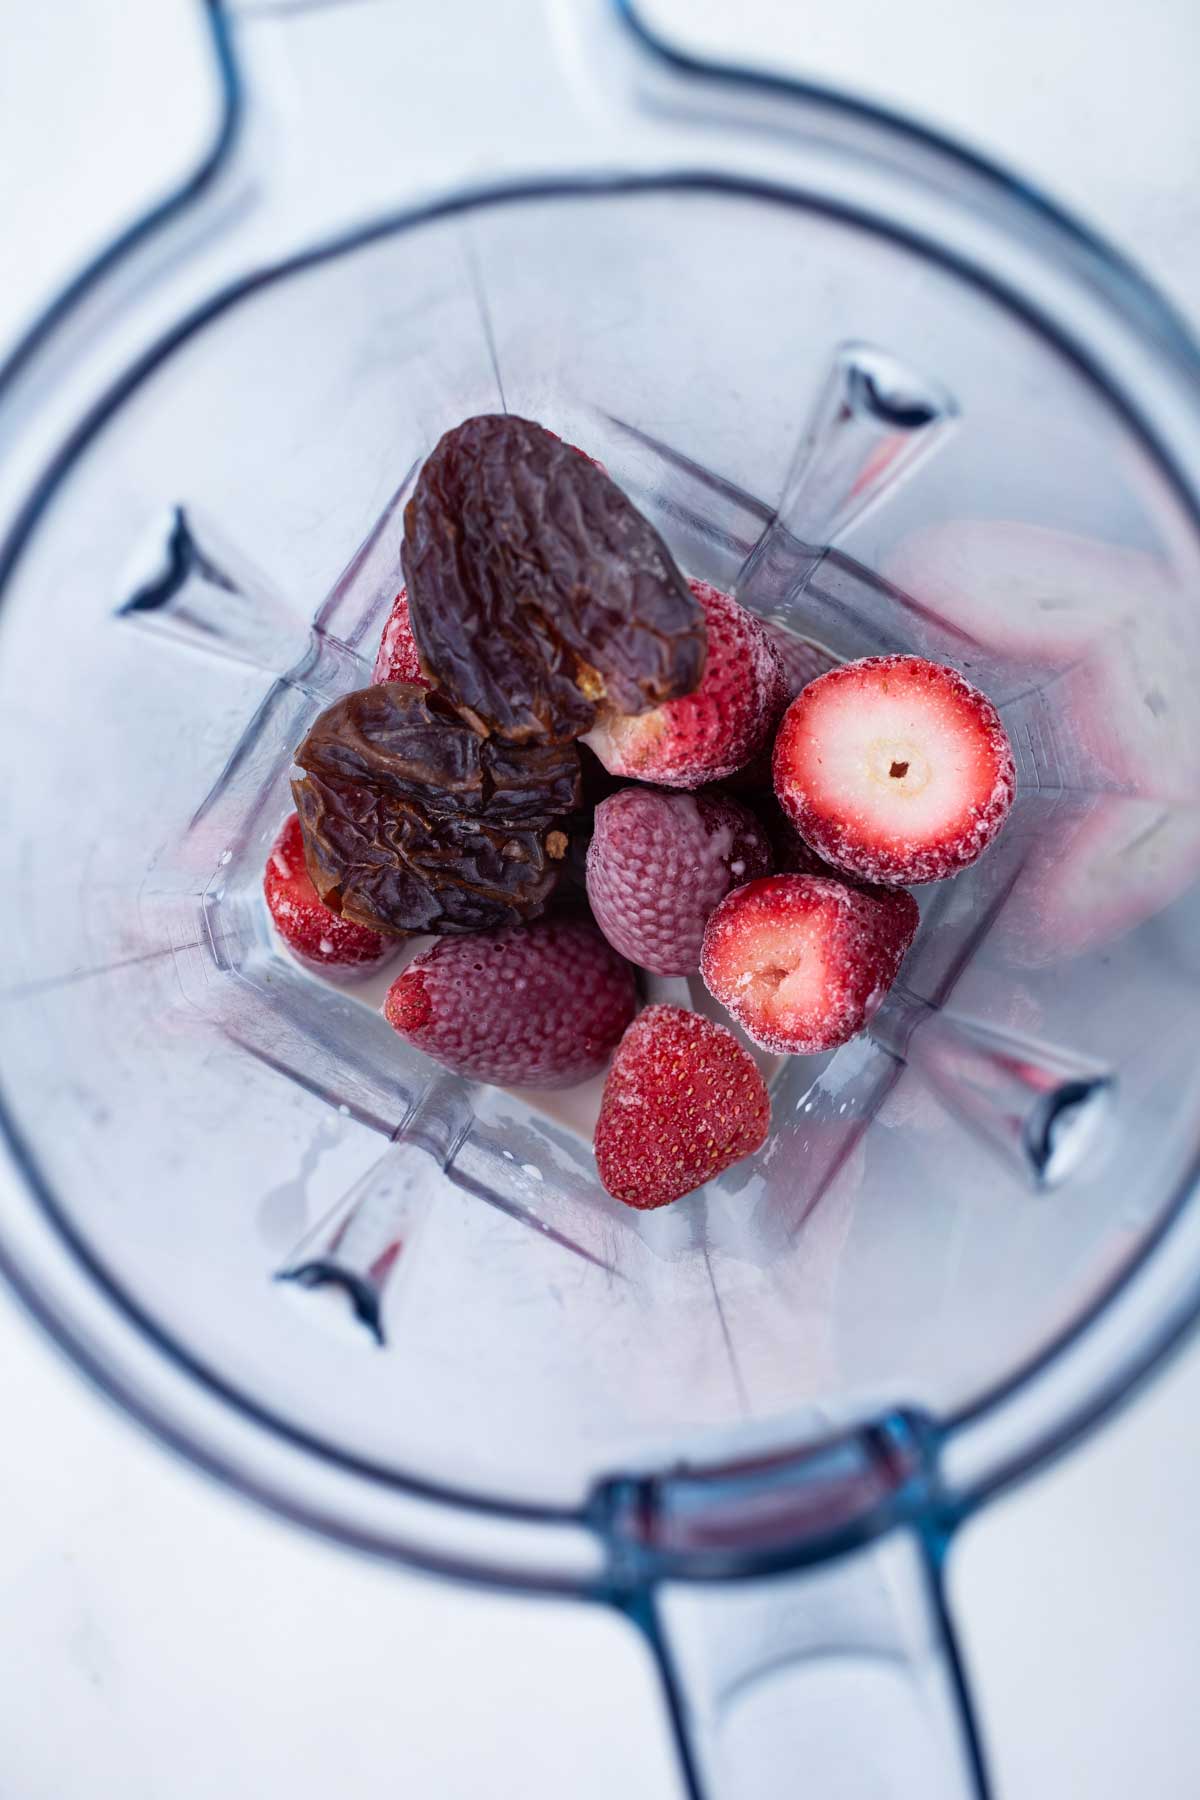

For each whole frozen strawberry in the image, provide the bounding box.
[383,914,637,1088]
[585,580,785,788]
[586,788,772,975]
[264,812,393,970]
[594,1005,770,1208]
[701,874,919,1055]
[372,588,425,686]
[773,655,1015,886]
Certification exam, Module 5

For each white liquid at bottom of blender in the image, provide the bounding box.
[277,931,788,1141]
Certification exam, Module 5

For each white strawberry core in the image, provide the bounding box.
[864,737,932,799]
[802,680,986,848]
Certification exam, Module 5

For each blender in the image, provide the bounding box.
[3,2,1200,1793]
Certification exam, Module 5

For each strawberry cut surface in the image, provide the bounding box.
[700,873,918,1055]
[773,654,1015,885]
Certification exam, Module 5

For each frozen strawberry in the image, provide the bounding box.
[594,1005,770,1208]
[720,623,837,791]
[264,812,393,970]
[773,655,1015,886]
[586,787,772,975]
[383,914,637,1088]
[371,588,425,686]
[700,874,918,1055]
[585,580,785,788]
[761,622,839,700]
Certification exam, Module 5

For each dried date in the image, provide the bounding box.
[293,773,567,935]
[292,682,578,936]
[296,682,579,821]
[402,415,706,745]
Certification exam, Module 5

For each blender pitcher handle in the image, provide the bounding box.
[596,1423,989,1800]
[639,1531,987,1800]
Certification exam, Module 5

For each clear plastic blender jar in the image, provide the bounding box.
[3,4,1200,1794]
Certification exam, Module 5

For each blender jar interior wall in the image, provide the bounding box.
[2,184,1199,1512]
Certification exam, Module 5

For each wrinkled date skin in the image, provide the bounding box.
[296,682,579,820]
[293,683,580,935]
[402,414,707,744]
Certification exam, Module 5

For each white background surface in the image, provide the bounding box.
[2,2,1200,1795]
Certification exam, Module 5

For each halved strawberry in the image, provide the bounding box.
[584,580,785,789]
[773,655,1015,886]
[264,813,393,970]
[721,625,836,792]
[594,1004,770,1208]
[371,588,425,686]
[700,874,918,1055]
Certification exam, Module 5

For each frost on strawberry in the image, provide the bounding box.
[721,623,837,792]
[594,1005,770,1208]
[586,787,772,975]
[773,654,1015,886]
[700,873,918,1055]
[585,580,785,788]
[383,914,636,1088]
[264,813,393,971]
[372,589,425,686]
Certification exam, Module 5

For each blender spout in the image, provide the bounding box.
[215,0,676,252]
